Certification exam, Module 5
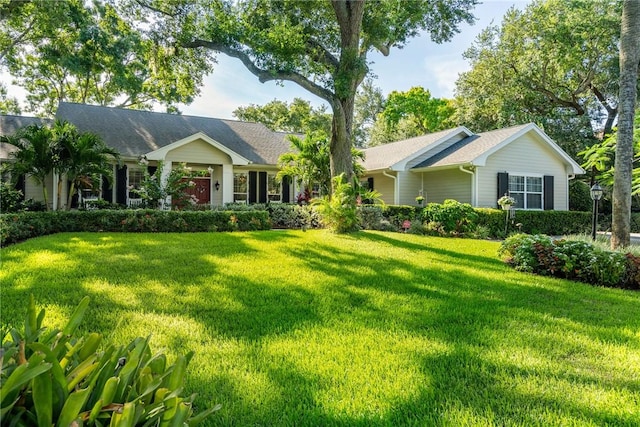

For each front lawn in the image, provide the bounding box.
[1,230,639,426]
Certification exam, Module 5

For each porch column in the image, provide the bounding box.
[160,160,172,210]
[52,171,58,211]
[222,163,234,204]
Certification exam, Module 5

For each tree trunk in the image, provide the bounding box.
[611,0,640,249]
[330,98,355,183]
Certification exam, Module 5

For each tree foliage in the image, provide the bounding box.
[352,78,385,147]
[454,0,622,158]
[233,97,331,134]
[1,0,211,116]
[369,86,456,146]
[137,0,476,185]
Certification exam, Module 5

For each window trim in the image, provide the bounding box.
[267,172,282,203]
[508,172,544,210]
[233,171,249,203]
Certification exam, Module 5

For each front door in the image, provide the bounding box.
[174,177,211,208]
[187,178,211,205]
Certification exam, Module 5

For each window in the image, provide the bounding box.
[509,175,543,209]
[128,169,144,199]
[234,172,248,202]
[267,173,281,202]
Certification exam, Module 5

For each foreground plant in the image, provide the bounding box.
[0,295,220,426]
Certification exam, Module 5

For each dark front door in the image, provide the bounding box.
[175,178,211,208]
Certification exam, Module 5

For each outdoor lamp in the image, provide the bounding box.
[590,182,603,240]
[215,180,220,191]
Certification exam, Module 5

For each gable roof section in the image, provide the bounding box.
[145,132,251,165]
[0,114,54,159]
[55,102,291,164]
[413,123,584,174]
[362,126,473,171]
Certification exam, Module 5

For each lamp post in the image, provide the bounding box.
[590,183,603,240]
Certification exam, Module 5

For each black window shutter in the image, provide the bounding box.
[116,165,128,205]
[68,180,79,209]
[249,171,257,203]
[497,172,509,200]
[282,176,290,203]
[258,171,267,203]
[368,177,374,190]
[102,175,112,202]
[544,175,554,210]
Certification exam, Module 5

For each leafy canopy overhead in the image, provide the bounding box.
[454,0,622,158]
[1,0,212,116]
[233,98,331,134]
[138,0,477,180]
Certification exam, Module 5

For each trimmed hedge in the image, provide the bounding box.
[0,209,270,246]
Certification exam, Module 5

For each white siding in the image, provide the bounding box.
[364,172,395,205]
[397,171,423,205]
[423,169,472,204]
[166,139,232,164]
[476,134,570,210]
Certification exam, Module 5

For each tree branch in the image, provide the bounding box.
[305,37,339,71]
[184,38,336,104]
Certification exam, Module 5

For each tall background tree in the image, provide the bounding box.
[369,86,456,146]
[1,0,211,116]
[611,0,640,249]
[233,98,331,134]
[454,0,622,159]
[137,0,476,185]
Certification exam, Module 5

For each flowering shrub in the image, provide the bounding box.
[131,161,196,210]
[499,233,638,289]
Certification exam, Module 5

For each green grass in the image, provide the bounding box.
[2,230,640,426]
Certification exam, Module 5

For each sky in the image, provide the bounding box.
[178,0,531,120]
[2,0,530,119]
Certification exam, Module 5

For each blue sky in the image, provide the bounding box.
[180,0,530,119]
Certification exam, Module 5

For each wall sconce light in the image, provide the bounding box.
[207,166,214,175]
[215,180,220,191]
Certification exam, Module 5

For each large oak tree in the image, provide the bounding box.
[137,0,476,184]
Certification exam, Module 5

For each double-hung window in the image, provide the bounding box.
[509,175,543,209]
[267,173,281,202]
[234,172,248,203]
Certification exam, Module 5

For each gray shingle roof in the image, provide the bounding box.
[55,102,291,164]
[414,124,531,168]
[361,128,463,171]
[0,115,53,159]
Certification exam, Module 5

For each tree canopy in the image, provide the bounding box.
[1,0,211,116]
[454,0,622,158]
[233,98,331,134]
[138,0,476,183]
[369,86,456,146]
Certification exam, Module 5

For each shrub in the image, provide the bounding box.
[0,182,25,213]
[380,205,416,230]
[314,174,360,233]
[499,234,640,289]
[0,210,271,246]
[358,205,385,230]
[1,295,219,426]
[267,204,321,229]
[422,199,478,236]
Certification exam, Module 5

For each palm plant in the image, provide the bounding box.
[53,121,119,210]
[277,131,365,197]
[1,124,56,210]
